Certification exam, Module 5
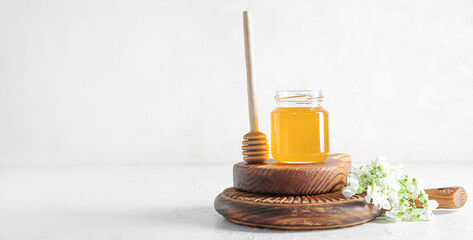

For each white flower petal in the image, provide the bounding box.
[342,187,356,198]
[424,210,434,221]
[428,200,439,210]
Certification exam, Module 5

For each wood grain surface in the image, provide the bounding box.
[415,186,467,209]
[215,186,467,230]
[214,187,382,230]
[233,153,351,195]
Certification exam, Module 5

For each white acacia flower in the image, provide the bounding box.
[380,195,391,209]
[374,156,388,167]
[342,173,360,198]
[423,200,439,221]
[342,156,435,222]
[386,209,401,222]
[387,190,399,208]
[342,186,357,198]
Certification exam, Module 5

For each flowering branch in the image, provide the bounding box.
[342,157,439,222]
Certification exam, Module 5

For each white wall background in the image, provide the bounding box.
[1,0,472,165]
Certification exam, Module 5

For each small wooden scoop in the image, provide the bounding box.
[241,11,269,164]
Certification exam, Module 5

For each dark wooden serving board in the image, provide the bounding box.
[214,187,467,230]
[215,187,382,230]
[233,153,350,195]
[215,187,467,230]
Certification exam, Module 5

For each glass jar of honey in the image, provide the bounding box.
[271,90,329,164]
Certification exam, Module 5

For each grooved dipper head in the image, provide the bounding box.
[242,131,270,164]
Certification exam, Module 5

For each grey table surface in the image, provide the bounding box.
[0,162,472,240]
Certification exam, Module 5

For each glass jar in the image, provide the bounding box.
[271,90,329,164]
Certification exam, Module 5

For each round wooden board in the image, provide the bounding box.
[215,187,382,230]
[233,153,351,195]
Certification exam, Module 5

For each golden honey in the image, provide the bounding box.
[271,90,329,164]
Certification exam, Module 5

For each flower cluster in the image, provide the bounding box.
[342,156,439,221]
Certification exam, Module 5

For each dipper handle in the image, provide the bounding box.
[243,11,259,132]
[416,186,467,209]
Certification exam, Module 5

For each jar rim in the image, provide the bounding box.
[275,90,323,102]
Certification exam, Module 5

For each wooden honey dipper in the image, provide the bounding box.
[241,11,270,164]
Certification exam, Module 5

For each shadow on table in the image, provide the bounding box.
[138,206,373,233]
[133,206,289,233]
[369,209,460,224]
[70,206,461,232]
[431,209,461,215]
